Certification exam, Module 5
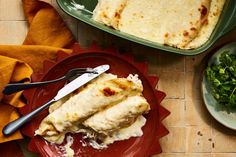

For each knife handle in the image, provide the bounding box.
[2,99,56,136]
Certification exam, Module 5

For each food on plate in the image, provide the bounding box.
[83,95,150,135]
[206,51,236,110]
[35,73,150,149]
[93,0,225,49]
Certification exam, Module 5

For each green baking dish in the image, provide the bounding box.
[57,0,236,55]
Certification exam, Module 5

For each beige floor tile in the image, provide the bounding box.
[154,153,211,157]
[103,31,135,52]
[153,153,185,157]
[0,21,28,45]
[212,153,236,157]
[157,71,185,99]
[185,52,208,72]
[147,52,185,73]
[162,99,185,127]
[185,99,212,127]
[185,153,211,157]
[147,53,160,75]
[0,0,52,21]
[41,0,52,3]
[0,0,25,21]
[212,124,236,153]
[159,127,186,153]
[185,71,202,100]
[186,126,212,153]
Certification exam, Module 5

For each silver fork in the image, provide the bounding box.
[3,68,97,95]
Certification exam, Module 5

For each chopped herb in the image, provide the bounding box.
[206,51,236,108]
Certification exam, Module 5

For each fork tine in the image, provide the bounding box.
[72,71,96,75]
[70,68,91,71]
[67,68,98,82]
[71,68,98,74]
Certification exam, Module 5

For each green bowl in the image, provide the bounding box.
[57,0,236,55]
[202,42,236,130]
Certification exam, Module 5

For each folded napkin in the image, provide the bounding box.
[0,0,75,144]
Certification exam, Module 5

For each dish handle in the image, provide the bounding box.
[217,1,236,38]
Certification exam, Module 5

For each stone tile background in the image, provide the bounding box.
[0,0,236,156]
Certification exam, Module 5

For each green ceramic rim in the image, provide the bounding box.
[57,0,236,56]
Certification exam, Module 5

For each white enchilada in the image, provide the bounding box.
[93,0,226,49]
[35,73,151,149]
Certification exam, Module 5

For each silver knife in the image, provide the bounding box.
[2,64,110,136]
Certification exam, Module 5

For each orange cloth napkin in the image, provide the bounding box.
[0,0,75,143]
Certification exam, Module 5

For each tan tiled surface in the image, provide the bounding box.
[185,99,212,127]
[158,71,185,99]
[160,127,186,153]
[186,126,212,153]
[0,21,28,45]
[162,99,185,127]
[1,1,236,156]
[0,0,25,20]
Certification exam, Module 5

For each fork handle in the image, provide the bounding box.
[3,76,65,95]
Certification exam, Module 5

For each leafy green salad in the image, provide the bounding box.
[206,51,236,108]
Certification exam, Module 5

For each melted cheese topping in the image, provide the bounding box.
[35,74,150,150]
[53,135,74,157]
[83,95,149,135]
[93,0,226,49]
[80,116,146,149]
[103,115,146,144]
[63,136,74,157]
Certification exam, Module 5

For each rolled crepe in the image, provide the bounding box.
[48,73,118,113]
[83,95,150,135]
[35,77,143,144]
[93,0,128,29]
[80,115,147,149]
[93,0,226,49]
[117,0,211,48]
[103,115,146,145]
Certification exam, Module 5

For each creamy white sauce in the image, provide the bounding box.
[127,74,142,87]
[64,136,74,157]
[54,135,74,157]
[37,73,148,150]
[104,115,146,144]
[80,139,88,147]
[88,115,146,149]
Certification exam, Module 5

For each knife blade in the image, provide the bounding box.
[55,64,109,101]
[2,64,110,136]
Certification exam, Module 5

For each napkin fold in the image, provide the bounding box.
[22,0,75,47]
[0,0,75,144]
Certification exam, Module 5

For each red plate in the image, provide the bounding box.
[20,44,170,157]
